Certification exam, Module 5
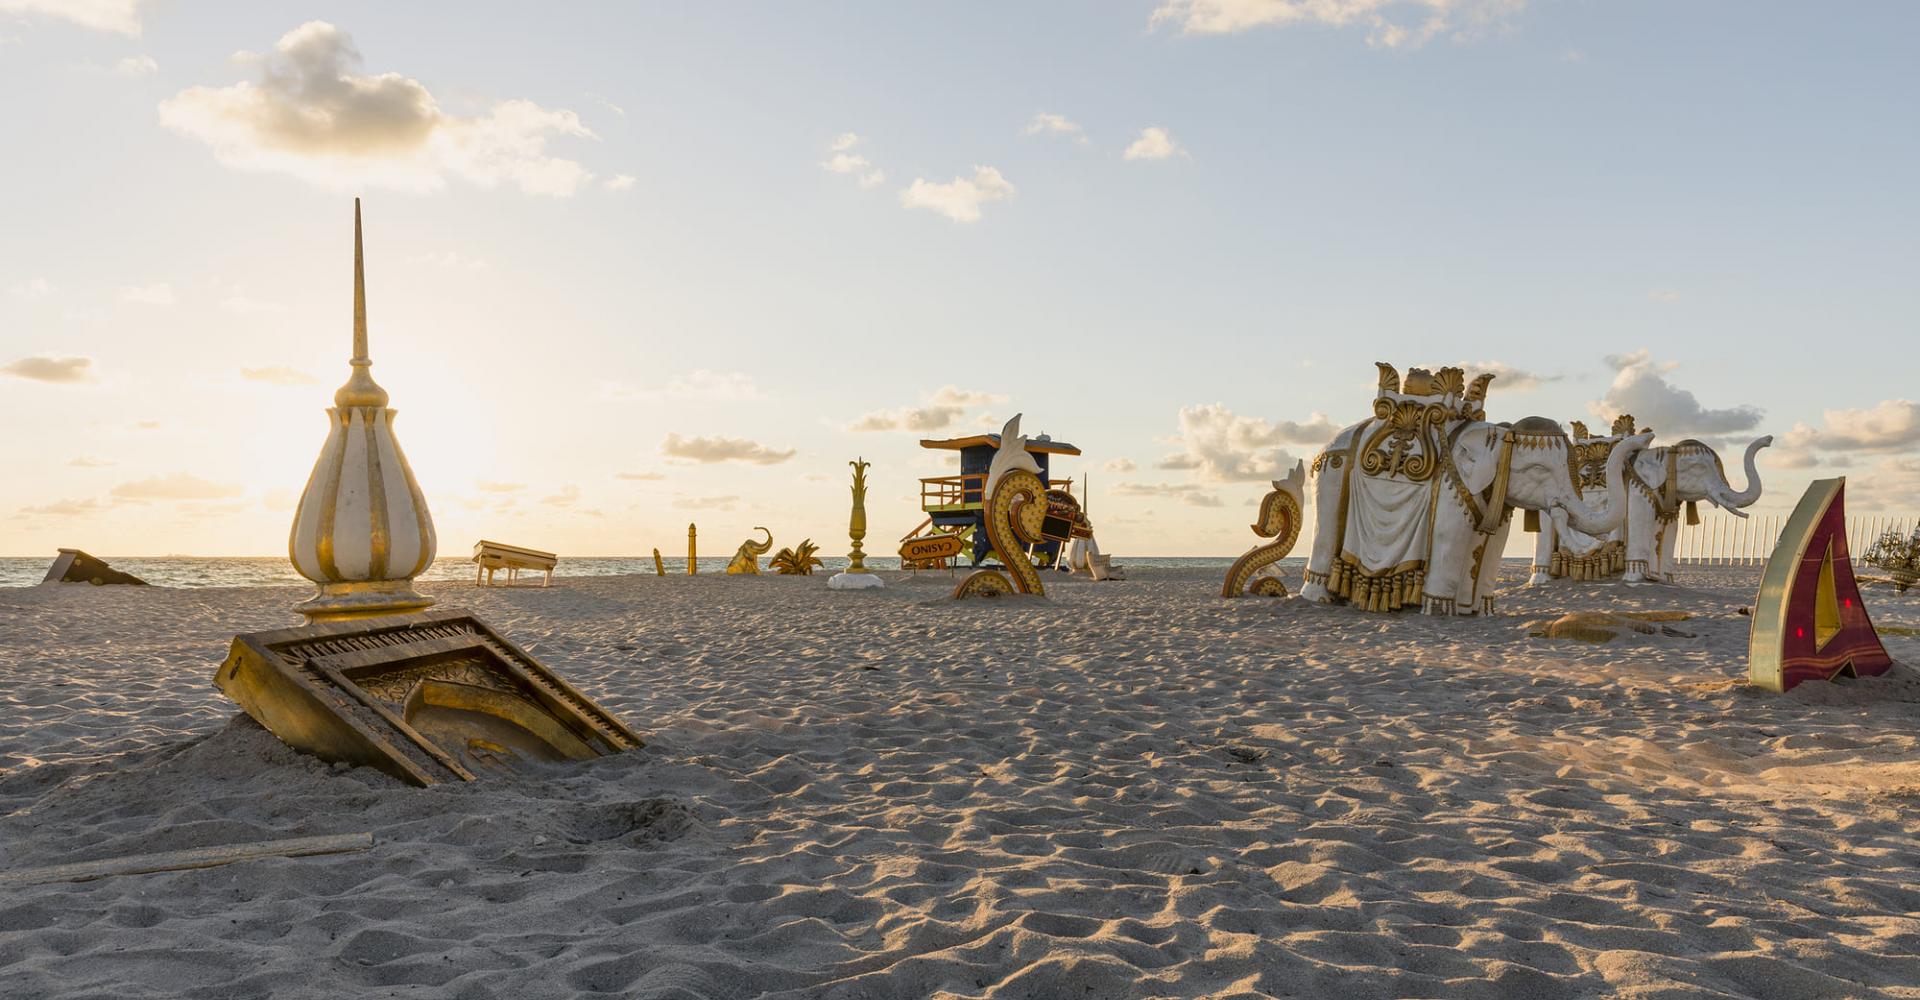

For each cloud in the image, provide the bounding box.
[239,364,317,385]
[823,152,870,174]
[1156,404,1323,482]
[1589,350,1762,437]
[847,386,1007,433]
[19,497,105,517]
[822,133,888,189]
[540,484,581,507]
[1778,400,1920,460]
[661,433,795,465]
[673,495,741,511]
[1462,360,1560,393]
[604,173,635,191]
[118,282,173,304]
[69,456,114,467]
[900,166,1014,223]
[1105,458,1138,473]
[8,277,53,299]
[111,472,243,501]
[0,0,144,35]
[1112,482,1224,508]
[158,21,597,196]
[3,355,93,383]
[115,54,157,76]
[615,471,665,481]
[1149,0,1529,48]
[1649,290,1682,303]
[1123,126,1188,161]
[1024,112,1088,145]
[666,370,758,400]
[474,480,525,493]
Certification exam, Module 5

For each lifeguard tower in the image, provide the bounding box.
[904,430,1082,568]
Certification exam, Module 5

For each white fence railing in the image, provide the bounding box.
[1672,514,1916,567]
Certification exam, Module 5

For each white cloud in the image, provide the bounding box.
[1149,0,1529,48]
[1024,112,1088,145]
[3,355,93,383]
[829,133,860,152]
[673,494,741,511]
[118,281,173,305]
[240,365,317,385]
[0,0,144,35]
[858,170,886,189]
[540,484,582,507]
[1778,400,1920,459]
[661,433,795,465]
[900,166,1015,223]
[158,21,598,196]
[68,456,114,468]
[1589,350,1762,437]
[474,480,525,493]
[604,173,636,191]
[657,369,758,400]
[1156,404,1321,482]
[1649,290,1682,303]
[1123,126,1189,162]
[1113,482,1224,508]
[19,498,105,517]
[615,471,665,481]
[848,386,1007,432]
[822,152,870,174]
[587,93,625,117]
[1461,360,1560,393]
[111,472,243,501]
[1105,458,1138,473]
[114,54,157,76]
[7,277,53,299]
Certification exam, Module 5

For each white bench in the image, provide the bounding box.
[472,540,558,587]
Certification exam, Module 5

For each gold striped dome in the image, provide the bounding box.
[288,200,437,622]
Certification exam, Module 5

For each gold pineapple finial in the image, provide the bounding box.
[335,198,389,409]
[846,457,871,573]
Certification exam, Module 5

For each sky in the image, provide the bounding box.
[1,0,1916,559]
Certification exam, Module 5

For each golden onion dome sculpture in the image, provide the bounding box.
[288,200,437,622]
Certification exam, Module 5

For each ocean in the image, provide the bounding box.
[0,555,1268,589]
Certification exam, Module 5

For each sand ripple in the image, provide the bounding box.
[2,567,1918,998]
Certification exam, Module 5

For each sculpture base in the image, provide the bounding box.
[297,580,435,623]
[828,571,885,591]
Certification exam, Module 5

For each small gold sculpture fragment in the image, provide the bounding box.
[652,548,665,576]
[1222,462,1305,598]
[726,528,773,575]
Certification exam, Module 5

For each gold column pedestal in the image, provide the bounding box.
[830,458,883,590]
[687,523,697,574]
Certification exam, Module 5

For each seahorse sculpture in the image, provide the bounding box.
[953,415,1048,599]
[725,527,773,575]
[1222,461,1306,598]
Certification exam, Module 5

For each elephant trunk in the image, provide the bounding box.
[1561,431,1653,536]
[1712,435,1772,509]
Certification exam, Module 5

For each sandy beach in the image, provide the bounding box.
[2,567,1918,999]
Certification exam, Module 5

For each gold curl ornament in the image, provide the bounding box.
[951,467,1048,599]
[1222,462,1304,598]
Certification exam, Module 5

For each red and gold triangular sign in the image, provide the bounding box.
[1748,478,1892,692]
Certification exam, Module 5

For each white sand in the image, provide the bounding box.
[2,566,1918,999]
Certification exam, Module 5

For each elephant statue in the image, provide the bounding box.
[725,528,773,575]
[1533,419,1771,585]
[1301,363,1649,616]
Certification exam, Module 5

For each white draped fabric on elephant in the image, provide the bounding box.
[1332,473,1431,611]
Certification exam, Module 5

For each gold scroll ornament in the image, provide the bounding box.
[1223,462,1304,598]
[952,468,1048,599]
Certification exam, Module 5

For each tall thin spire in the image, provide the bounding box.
[352,197,368,364]
[335,197,389,408]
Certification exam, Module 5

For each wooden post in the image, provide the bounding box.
[0,832,373,888]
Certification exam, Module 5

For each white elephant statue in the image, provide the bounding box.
[1301,363,1649,616]
[1534,417,1771,585]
